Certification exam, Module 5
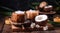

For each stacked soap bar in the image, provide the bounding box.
[10,10,50,32]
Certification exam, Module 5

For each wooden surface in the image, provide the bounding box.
[0,19,60,33]
[1,24,60,33]
[0,17,5,33]
[0,16,60,33]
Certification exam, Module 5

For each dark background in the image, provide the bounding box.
[0,0,60,16]
[0,0,60,11]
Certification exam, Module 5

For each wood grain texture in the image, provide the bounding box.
[0,20,60,33]
[1,24,60,33]
[2,24,12,33]
[0,17,5,33]
[1,24,55,33]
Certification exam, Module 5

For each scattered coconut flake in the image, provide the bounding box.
[36,24,40,28]
[30,23,35,28]
[43,26,48,30]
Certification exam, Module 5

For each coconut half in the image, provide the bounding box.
[48,5,52,8]
[35,15,48,22]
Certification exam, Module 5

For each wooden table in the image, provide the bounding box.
[0,12,58,33]
[1,24,60,33]
[0,18,60,33]
[0,11,58,33]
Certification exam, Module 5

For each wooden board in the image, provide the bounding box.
[0,17,5,33]
[0,17,60,33]
[1,23,55,33]
[2,24,12,33]
[1,24,60,33]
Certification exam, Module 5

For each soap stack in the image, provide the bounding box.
[10,10,48,32]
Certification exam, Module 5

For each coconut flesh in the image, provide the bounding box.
[35,15,48,22]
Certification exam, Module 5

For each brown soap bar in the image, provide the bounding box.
[26,10,39,22]
[11,11,25,23]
